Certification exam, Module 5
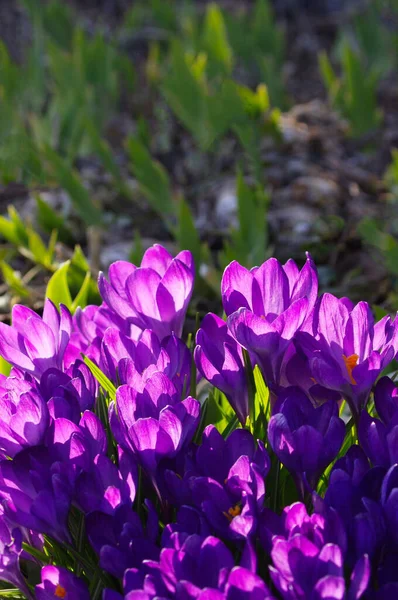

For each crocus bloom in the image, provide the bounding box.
[118,533,275,600]
[195,313,250,424]
[325,446,386,566]
[222,254,317,392]
[75,453,136,515]
[0,447,73,543]
[259,500,347,557]
[381,464,398,551]
[0,510,32,599]
[0,377,49,458]
[294,294,398,418]
[268,387,345,493]
[165,425,270,541]
[101,327,191,394]
[266,502,370,600]
[86,500,159,579]
[112,372,200,474]
[0,300,72,379]
[358,410,398,468]
[374,376,398,425]
[65,303,128,366]
[270,532,370,600]
[99,245,195,340]
[35,566,90,600]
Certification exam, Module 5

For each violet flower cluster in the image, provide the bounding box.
[0,243,397,599]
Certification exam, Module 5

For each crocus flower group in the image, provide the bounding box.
[0,243,397,599]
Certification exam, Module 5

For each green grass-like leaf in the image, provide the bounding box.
[82,355,116,403]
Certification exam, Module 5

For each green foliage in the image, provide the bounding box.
[45,245,100,312]
[127,138,175,221]
[319,41,382,137]
[42,147,102,226]
[358,217,398,278]
[201,3,233,78]
[334,1,396,77]
[36,196,74,245]
[224,0,287,108]
[203,387,237,436]
[0,205,59,271]
[46,260,93,313]
[220,171,269,268]
[385,149,398,202]
[46,260,74,308]
[161,5,282,153]
[175,196,202,277]
[0,262,29,299]
[82,356,117,403]
[0,0,287,303]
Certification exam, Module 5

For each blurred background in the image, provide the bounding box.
[0,0,397,328]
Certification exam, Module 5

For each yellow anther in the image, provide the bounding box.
[54,584,67,598]
[223,504,242,522]
[342,354,359,385]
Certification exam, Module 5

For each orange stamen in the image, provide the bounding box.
[223,504,242,522]
[342,354,359,385]
[54,584,67,598]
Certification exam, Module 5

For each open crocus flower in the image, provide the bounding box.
[269,517,370,600]
[101,327,191,394]
[0,300,72,379]
[109,533,275,600]
[222,254,317,393]
[35,566,89,600]
[0,377,49,459]
[294,294,398,419]
[98,244,195,341]
[112,372,200,475]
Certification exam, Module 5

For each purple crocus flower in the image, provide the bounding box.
[0,376,49,458]
[325,446,387,566]
[165,425,270,541]
[0,510,32,599]
[101,327,191,394]
[381,464,398,551]
[358,410,398,468]
[64,302,129,368]
[44,411,107,476]
[0,300,72,379]
[268,387,345,494]
[40,362,97,419]
[264,501,370,600]
[75,452,136,515]
[222,254,317,393]
[259,500,347,557]
[270,532,370,600]
[195,313,250,424]
[35,566,90,600]
[0,447,73,543]
[294,294,398,418]
[117,533,275,600]
[374,376,398,425]
[99,245,195,340]
[86,500,159,579]
[358,377,398,468]
[112,372,200,475]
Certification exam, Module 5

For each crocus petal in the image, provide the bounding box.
[141,245,172,276]
[252,258,289,319]
[221,261,253,315]
[344,302,373,362]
